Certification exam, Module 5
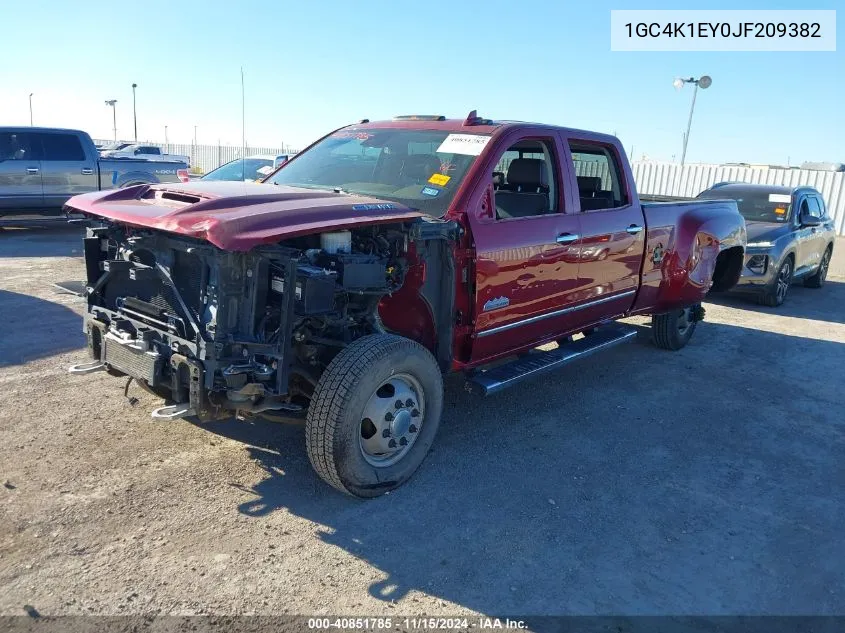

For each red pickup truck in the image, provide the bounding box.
[66,112,746,497]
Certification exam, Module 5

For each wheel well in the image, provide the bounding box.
[710,246,744,292]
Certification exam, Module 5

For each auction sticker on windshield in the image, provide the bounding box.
[428,173,451,186]
[437,134,491,156]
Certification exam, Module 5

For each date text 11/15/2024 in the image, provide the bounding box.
[307,617,528,630]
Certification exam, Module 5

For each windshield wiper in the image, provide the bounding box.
[272,183,352,194]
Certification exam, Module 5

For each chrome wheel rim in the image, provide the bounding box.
[359,373,425,468]
[776,261,791,302]
[677,308,693,337]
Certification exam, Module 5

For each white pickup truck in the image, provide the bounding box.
[99,143,191,167]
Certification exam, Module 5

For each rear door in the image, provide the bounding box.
[0,131,43,211]
[468,130,583,361]
[561,136,645,322]
[38,131,98,208]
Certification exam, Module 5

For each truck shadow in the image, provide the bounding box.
[0,226,85,258]
[0,289,85,367]
[706,280,845,325]
[198,320,845,615]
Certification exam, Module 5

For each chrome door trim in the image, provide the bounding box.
[476,289,636,338]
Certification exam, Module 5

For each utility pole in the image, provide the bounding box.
[164,125,168,152]
[132,83,138,142]
[105,99,118,141]
[241,67,246,156]
[29,93,34,126]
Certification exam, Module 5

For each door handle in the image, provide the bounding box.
[81,167,94,175]
[556,233,580,244]
[26,167,39,175]
[626,224,644,234]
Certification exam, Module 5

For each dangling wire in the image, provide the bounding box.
[124,377,139,406]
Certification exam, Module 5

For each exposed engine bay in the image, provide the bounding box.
[75,221,454,421]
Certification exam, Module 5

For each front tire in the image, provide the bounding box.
[305,334,443,498]
[804,246,832,289]
[652,307,698,351]
[760,257,792,307]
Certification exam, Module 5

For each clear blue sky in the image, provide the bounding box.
[1,0,841,165]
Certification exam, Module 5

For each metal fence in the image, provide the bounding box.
[93,139,298,174]
[632,161,845,236]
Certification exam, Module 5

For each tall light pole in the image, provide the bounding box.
[105,99,118,141]
[673,75,712,166]
[29,93,34,126]
[164,125,168,152]
[131,83,138,142]
[241,67,246,157]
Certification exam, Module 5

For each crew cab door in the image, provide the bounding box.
[0,131,43,211]
[467,131,582,362]
[560,136,645,322]
[37,131,98,208]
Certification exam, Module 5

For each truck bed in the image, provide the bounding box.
[632,198,746,314]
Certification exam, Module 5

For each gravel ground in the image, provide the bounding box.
[0,228,843,617]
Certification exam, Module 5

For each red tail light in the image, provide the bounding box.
[177,169,190,183]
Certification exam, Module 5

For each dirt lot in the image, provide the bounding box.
[0,227,843,617]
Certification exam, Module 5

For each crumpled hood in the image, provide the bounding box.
[65,181,425,251]
[745,220,792,244]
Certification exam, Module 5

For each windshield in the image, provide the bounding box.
[265,128,489,216]
[100,142,131,151]
[698,188,792,223]
[203,158,274,182]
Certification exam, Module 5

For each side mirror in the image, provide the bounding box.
[801,213,821,227]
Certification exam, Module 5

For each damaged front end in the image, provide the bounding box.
[71,223,408,421]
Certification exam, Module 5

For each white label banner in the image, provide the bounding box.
[437,134,491,156]
[611,10,836,51]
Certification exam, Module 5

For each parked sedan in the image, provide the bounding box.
[698,183,835,306]
[201,154,289,182]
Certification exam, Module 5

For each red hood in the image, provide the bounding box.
[65,181,425,251]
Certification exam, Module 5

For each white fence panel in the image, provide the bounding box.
[631,161,845,236]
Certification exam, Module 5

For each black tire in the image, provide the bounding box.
[652,307,698,351]
[305,334,443,498]
[804,246,832,289]
[760,257,793,307]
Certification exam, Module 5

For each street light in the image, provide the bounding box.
[105,99,118,141]
[29,93,34,126]
[673,75,712,166]
[132,83,138,142]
